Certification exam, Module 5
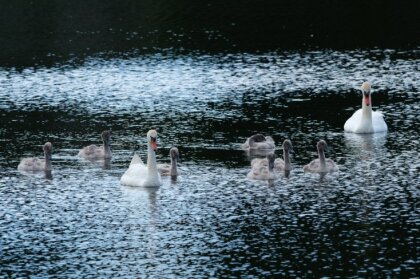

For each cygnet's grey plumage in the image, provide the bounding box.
[157,147,180,176]
[78,130,112,159]
[247,153,278,180]
[251,139,293,171]
[242,134,275,150]
[303,140,338,173]
[18,142,53,171]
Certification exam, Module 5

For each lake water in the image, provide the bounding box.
[0,49,419,277]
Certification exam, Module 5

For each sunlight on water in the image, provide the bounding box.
[0,49,419,277]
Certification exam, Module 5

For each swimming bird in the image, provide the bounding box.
[274,139,293,171]
[247,153,278,180]
[18,142,53,172]
[303,140,338,173]
[242,134,275,150]
[344,82,388,133]
[251,139,294,171]
[120,130,162,187]
[78,130,112,159]
[157,147,180,177]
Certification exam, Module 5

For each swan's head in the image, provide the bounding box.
[317,140,328,152]
[147,130,158,152]
[361,82,371,106]
[282,139,293,153]
[267,153,275,170]
[170,147,179,161]
[43,142,53,157]
[101,130,111,144]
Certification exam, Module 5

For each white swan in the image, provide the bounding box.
[251,139,293,171]
[344,82,388,133]
[18,142,53,171]
[303,140,338,173]
[242,134,275,150]
[247,153,278,180]
[157,147,179,176]
[120,130,162,187]
[78,130,112,159]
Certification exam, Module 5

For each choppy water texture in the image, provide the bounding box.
[1,50,419,278]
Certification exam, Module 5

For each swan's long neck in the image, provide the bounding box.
[283,149,291,170]
[358,96,374,132]
[147,146,158,176]
[362,96,372,119]
[318,148,326,171]
[44,152,52,171]
[103,141,112,158]
[170,157,178,176]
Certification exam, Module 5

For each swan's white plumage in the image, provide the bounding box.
[120,159,151,186]
[120,154,161,187]
[344,109,387,133]
[120,130,162,187]
[130,153,144,165]
[344,82,388,134]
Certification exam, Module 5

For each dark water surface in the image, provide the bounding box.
[1,49,419,277]
[1,0,419,67]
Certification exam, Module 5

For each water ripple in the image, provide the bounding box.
[0,49,419,277]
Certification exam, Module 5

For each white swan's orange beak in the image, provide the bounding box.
[363,91,370,106]
[150,138,157,151]
[364,95,370,106]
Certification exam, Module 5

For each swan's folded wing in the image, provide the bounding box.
[274,159,285,170]
[372,111,388,132]
[18,157,42,171]
[157,163,171,175]
[326,159,338,171]
[265,136,275,143]
[251,158,267,168]
[303,159,320,172]
[78,144,97,157]
[344,109,363,132]
[120,164,148,186]
[130,153,144,165]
